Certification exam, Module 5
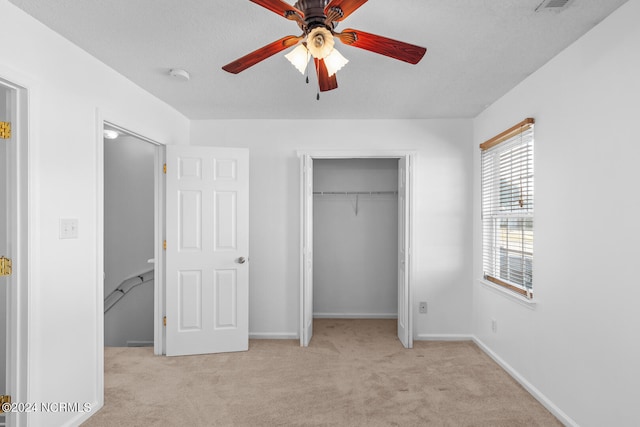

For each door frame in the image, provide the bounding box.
[96,114,166,410]
[99,120,165,349]
[298,150,415,347]
[97,117,166,352]
[0,75,30,427]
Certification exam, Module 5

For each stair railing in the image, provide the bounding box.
[104,269,154,313]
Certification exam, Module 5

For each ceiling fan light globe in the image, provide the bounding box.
[306,27,334,59]
[324,48,349,77]
[285,44,310,74]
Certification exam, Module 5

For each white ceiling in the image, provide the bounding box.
[9,0,628,120]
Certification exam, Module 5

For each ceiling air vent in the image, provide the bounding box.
[535,0,575,12]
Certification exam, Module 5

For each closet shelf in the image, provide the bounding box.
[313,191,398,195]
[313,191,397,216]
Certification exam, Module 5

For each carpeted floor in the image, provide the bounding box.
[84,319,561,426]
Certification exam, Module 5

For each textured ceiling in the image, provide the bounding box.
[8,0,629,120]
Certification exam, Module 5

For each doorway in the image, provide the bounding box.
[0,76,29,427]
[0,81,9,427]
[299,151,414,349]
[103,126,157,347]
[99,121,165,356]
[97,123,251,359]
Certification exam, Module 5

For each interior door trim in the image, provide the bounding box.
[297,150,416,348]
[0,73,30,427]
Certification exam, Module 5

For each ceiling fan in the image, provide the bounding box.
[222,0,427,94]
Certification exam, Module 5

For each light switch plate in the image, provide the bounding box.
[60,218,79,239]
[419,301,427,314]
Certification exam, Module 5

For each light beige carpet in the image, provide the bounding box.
[84,319,561,426]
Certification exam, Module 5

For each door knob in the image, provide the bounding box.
[237,256,247,264]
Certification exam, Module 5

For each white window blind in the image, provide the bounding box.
[481,118,534,298]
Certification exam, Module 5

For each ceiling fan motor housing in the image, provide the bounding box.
[294,0,336,33]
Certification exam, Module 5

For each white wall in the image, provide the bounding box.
[313,159,398,317]
[104,136,155,347]
[472,1,640,425]
[0,1,189,425]
[190,119,473,339]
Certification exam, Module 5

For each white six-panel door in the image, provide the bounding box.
[165,146,249,356]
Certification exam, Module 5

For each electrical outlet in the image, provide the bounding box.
[419,301,427,314]
[491,319,498,333]
[59,218,79,239]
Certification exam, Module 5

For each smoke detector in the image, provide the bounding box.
[535,0,575,12]
[169,68,190,81]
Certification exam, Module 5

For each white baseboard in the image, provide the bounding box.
[126,340,153,347]
[415,334,473,341]
[313,313,398,319]
[473,337,578,427]
[249,332,298,340]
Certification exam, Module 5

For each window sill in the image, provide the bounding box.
[478,279,537,310]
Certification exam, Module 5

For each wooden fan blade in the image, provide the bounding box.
[222,36,301,74]
[338,28,426,64]
[250,0,304,19]
[314,58,338,92]
[324,0,367,21]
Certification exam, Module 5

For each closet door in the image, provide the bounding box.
[300,155,313,346]
[397,156,411,348]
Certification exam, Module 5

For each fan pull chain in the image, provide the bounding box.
[304,46,311,85]
[314,59,320,101]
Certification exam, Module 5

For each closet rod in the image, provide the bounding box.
[313,191,398,195]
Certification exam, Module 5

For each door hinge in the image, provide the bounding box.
[163,316,167,326]
[0,395,11,413]
[0,121,10,139]
[0,256,12,277]
[163,163,167,174]
[163,240,166,250]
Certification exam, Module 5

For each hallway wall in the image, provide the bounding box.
[0,2,189,425]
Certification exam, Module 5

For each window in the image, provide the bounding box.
[480,118,534,298]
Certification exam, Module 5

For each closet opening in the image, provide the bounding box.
[313,158,398,317]
[300,151,414,349]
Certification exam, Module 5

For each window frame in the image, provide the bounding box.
[480,118,535,299]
